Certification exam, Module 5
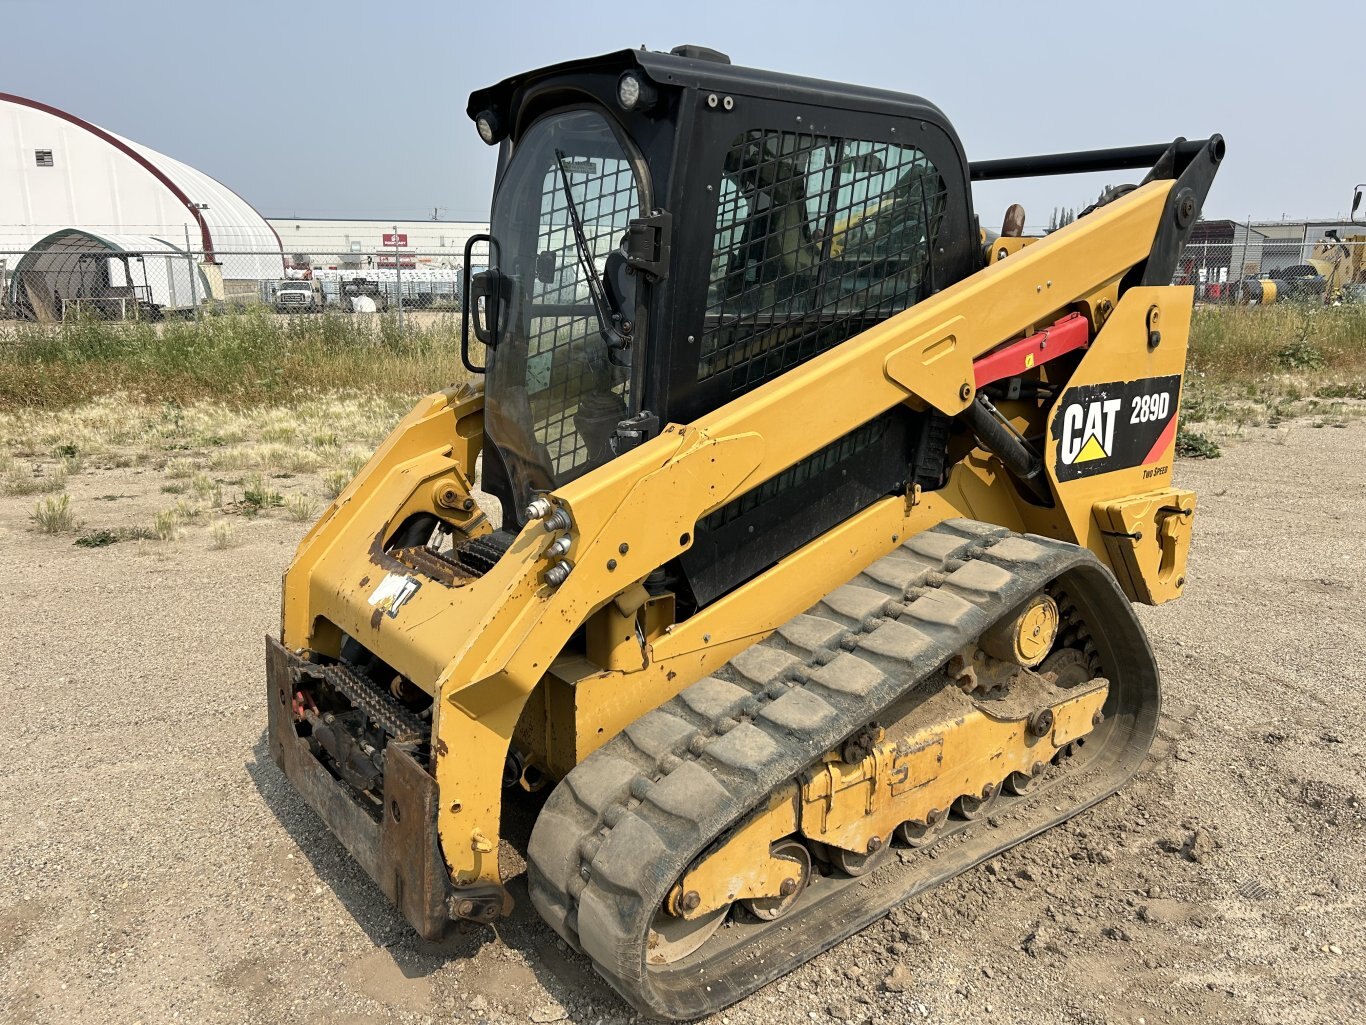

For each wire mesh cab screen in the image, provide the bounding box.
[482,109,642,511]
[701,130,946,392]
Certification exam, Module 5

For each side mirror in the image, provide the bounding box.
[535,250,557,284]
[1353,185,1364,223]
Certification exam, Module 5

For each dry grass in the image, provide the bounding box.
[32,494,78,534]
[208,520,237,550]
[321,470,350,501]
[171,497,203,524]
[153,508,182,542]
[284,494,319,523]
[1185,305,1366,425]
[164,457,195,479]
[0,392,411,476]
[3,461,68,496]
[0,309,470,409]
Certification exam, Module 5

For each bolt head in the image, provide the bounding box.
[681,890,701,912]
[1028,708,1055,738]
[959,382,972,401]
[867,835,883,854]
[779,877,798,897]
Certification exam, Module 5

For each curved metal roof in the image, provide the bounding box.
[0,92,283,280]
[8,228,213,319]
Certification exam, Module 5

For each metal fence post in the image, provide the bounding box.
[184,224,200,320]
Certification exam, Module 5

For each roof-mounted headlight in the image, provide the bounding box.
[475,109,503,145]
[617,72,657,113]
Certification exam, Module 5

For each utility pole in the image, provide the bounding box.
[394,224,403,333]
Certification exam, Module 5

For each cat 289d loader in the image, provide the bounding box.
[266,45,1222,1019]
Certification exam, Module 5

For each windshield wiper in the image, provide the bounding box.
[554,149,630,361]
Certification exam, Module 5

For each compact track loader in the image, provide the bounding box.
[266,45,1222,1019]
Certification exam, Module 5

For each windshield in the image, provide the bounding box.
[483,108,644,513]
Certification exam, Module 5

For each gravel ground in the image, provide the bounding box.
[2,420,1363,1025]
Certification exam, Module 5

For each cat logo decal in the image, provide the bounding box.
[1051,376,1181,482]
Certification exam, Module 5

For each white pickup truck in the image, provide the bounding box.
[274,279,325,312]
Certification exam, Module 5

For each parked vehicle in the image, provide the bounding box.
[275,279,326,312]
[267,43,1224,1021]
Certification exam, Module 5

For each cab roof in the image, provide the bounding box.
[466,47,954,131]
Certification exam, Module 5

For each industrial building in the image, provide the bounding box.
[265,217,488,271]
[1175,217,1365,292]
[0,92,283,300]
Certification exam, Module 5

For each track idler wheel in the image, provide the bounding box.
[646,904,731,966]
[740,840,812,922]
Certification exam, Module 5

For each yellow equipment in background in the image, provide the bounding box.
[265,45,1223,1019]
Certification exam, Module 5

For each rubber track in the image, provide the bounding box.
[527,519,1159,1019]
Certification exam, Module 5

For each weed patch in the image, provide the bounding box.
[153,509,182,541]
[321,470,350,500]
[3,461,68,496]
[242,476,283,514]
[209,520,237,550]
[284,494,318,522]
[75,526,157,547]
[32,494,78,534]
[1176,426,1221,459]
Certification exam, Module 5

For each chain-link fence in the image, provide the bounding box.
[0,221,489,325]
[1173,235,1366,305]
[3,221,1364,326]
[0,247,486,323]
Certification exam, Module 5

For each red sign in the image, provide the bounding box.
[382,232,408,247]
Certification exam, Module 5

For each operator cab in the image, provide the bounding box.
[465,46,980,608]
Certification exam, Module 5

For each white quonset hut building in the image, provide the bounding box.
[9,229,213,321]
[0,92,283,299]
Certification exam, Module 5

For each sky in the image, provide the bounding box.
[4,0,1364,229]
